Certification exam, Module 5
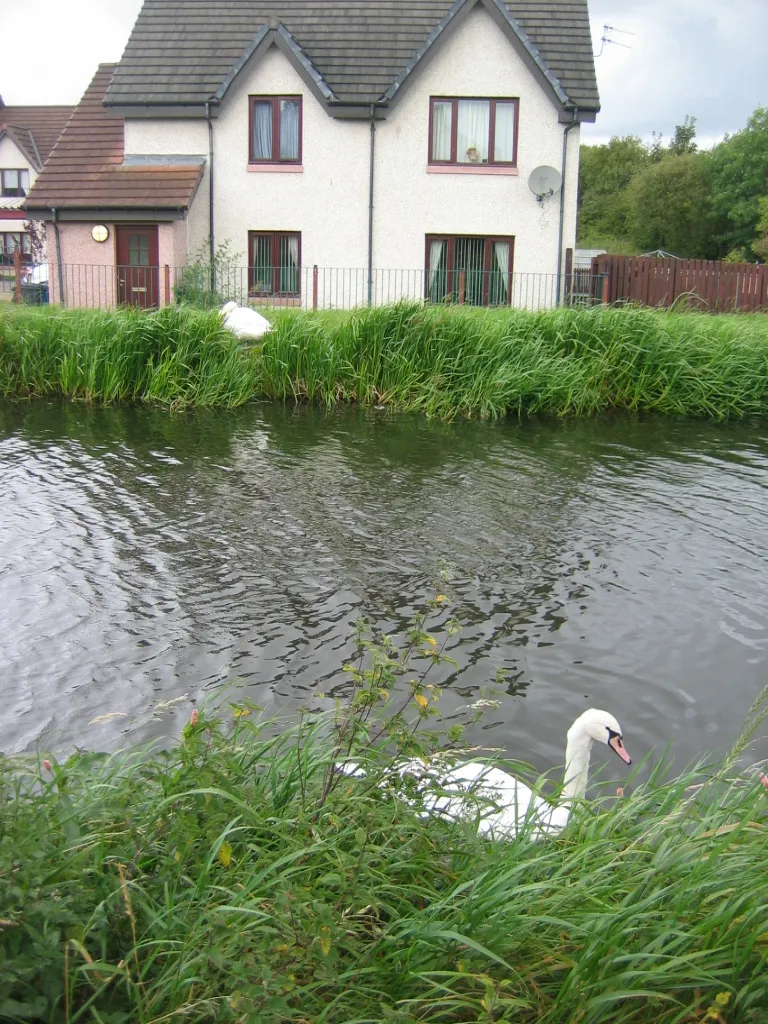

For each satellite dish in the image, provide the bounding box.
[528,165,562,202]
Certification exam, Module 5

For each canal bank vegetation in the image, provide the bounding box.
[2,604,768,1024]
[3,302,768,419]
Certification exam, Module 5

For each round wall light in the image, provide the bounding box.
[91,225,109,243]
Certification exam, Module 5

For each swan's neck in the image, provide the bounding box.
[562,729,593,804]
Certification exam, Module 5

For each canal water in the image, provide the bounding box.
[1,399,767,781]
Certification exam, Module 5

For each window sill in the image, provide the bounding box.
[427,165,519,176]
[248,293,302,306]
[247,164,303,173]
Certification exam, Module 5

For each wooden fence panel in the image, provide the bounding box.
[592,255,768,313]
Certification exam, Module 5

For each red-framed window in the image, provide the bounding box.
[249,96,302,164]
[248,231,301,296]
[428,98,519,166]
[425,235,514,306]
[1,169,31,197]
[0,231,32,264]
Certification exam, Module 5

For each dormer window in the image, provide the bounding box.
[249,96,302,164]
[429,98,519,167]
[1,169,30,197]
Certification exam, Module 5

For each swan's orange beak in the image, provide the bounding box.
[609,734,632,765]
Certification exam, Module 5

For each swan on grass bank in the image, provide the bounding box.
[220,301,273,341]
[340,708,632,840]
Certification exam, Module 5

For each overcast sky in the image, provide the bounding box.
[2,0,766,149]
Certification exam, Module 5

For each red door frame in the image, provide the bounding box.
[116,225,160,308]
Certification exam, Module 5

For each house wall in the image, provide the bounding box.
[121,4,581,307]
[374,4,579,286]
[46,222,118,306]
[0,135,36,181]
[46,222,179,307]
[1,135,41,261]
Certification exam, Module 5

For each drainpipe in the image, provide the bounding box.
[367,104,376,306]
[205,101,215,291]
[556,111,578,306]
[51,207,65,306]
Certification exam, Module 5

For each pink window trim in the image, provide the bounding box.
[247,164,304,173]
[426,165,519,176]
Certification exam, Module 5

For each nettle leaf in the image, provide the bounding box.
[0,997,49,1020]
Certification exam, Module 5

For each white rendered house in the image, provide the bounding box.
[26,0,599,309]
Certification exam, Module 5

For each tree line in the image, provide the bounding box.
[577,108,768,262]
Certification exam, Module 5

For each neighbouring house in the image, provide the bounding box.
[0,100,73,273]
[25,0,599,309]
[23,67,204,307]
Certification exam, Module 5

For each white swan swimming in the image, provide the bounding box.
[220,301,273,341]
[341,708,632,840]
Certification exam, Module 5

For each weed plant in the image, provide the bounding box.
[2,302,768,419]
[2,598,768,1023]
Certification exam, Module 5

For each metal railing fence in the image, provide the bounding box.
[1,257,608,312]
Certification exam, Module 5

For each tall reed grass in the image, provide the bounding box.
[0,305,255,408]
[2,704,767,1024]
[3,303,768,419]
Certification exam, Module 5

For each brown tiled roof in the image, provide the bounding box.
[24,65,204,212]
[0,105,74,169]
[105,0,599,113]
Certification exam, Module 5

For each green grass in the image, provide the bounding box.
[2,707,768,1024]
[3,302,768,418]
[0,305,256,409]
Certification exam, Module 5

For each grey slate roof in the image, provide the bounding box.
[105,0,599,113]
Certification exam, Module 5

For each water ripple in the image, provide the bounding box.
[1,401,767,774]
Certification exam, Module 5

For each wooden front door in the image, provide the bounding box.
[116,225,159,308]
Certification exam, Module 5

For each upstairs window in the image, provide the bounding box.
[249,96,302,163]
[1,169,30,197]
[429,98,519,166]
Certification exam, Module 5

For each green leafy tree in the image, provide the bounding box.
[577,135,650,248]
[709,107,768,257]
[753,195,768,260]
[627,153,718,257]
[668,115,698,156]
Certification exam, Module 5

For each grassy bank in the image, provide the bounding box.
[2,708,768,1023]
[0,305,256,409]
[2,303,768,418]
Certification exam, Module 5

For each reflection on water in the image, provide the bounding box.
[1,399,767,777]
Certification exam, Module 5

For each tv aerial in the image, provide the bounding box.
[528,165,562,203]
[595,24,633,58]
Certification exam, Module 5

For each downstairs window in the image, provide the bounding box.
[426,235,514,305]
[0,232,32,264]
[249,231,301,296]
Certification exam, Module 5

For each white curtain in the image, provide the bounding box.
[456,100,490,163]
[493,102,516,162]
[428,240,446,300]
[494,242,509,277]
[281,235,300,292]
[431,101,452,160]
[493,242,510,303]
[286,235,299,269]
[252,102,273,160]
[280,99,300,160]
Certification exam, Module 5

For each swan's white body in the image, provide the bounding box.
[220,301,272,340]
[342,708,631,840]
